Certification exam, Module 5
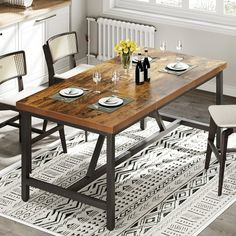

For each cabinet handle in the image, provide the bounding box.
[35,14,57,23]
[0,33,2,36]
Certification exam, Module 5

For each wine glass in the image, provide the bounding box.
[176,40,183,64]
[111,70,120,93]
[160,40,167,60]
[93,71,102,93]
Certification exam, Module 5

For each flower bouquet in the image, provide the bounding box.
[114,39,139,73]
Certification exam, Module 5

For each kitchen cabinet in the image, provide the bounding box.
[0,5,70,91]
[0,24,18,94]
[46,7,70,74]
[19,18,46,86]
[0,24,18,54]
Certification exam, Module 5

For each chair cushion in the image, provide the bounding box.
[209,105,236,128]
[55,64,94,79]
[0,86,45,107]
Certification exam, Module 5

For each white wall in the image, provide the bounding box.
[86,0,236,96]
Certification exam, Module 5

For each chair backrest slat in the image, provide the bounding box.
[47,32,78,63]
[0,51,26,84]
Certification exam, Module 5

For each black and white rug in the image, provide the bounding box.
[0,118,236,236]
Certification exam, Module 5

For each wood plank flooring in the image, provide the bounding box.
[0,89,236,236]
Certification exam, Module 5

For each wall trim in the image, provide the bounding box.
[102,0,236,36]
[198,81,236,97]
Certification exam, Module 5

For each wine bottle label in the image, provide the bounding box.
[140,70,144,82]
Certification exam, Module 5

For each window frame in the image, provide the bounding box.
[115,0,236,27]
[102,0,236,35]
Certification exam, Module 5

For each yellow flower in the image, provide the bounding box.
[114,39,139,55]
[123,48,129,54]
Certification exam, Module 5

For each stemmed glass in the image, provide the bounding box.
[111,70,120,93]
[93,71,102,93]
[176,40,183,64]
[160,40,167,60]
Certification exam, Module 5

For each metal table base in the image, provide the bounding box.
[21,72,223,231]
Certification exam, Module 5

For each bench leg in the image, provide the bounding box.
[205,117,217,170]
[218,129,232,196]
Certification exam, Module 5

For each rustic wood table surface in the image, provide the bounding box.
[16,48,227,230]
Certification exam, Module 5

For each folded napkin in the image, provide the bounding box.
[159,64,197,76]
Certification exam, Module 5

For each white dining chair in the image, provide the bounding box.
[43,32,94,142]
[0,51,67,153]
[43,31,94,86]
[205,104,236,196]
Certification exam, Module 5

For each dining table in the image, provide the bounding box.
[16,48,227,230]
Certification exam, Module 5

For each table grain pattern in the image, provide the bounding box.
[16,49,227,134]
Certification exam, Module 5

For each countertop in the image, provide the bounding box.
[0,0,71,28]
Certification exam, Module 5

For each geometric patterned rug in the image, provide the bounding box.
[0,118,236,236]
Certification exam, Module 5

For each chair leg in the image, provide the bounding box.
[205,117,217,170]
[59,125,67,153]
[85,130,88,142]
[19,114,22,143]
[42,120,48,132]
[218,129,231,196]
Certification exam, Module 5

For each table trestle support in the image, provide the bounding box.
[69,119,180,192]
[26,177,107,210]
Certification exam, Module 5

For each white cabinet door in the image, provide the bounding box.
[46,6,70,73]
[19,18,46,87]
[0,24,18,55]
[0,25,18,94]
[46,6,70,40]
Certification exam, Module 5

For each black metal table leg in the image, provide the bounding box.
[86,135,105,178]
[216,71,223,148]
[21,112,31,202]
[152,110,166,131]
[106,134,115,230]
[59,125,67,153]
[140,118,147,130]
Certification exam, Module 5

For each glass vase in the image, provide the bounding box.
[121,53,132,74]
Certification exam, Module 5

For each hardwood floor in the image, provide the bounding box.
[0,89,236,236]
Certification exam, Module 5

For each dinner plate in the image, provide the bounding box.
[166,62,189,71]
[98,96,124,107]
[132,56,153,63]
[59,88,84,97]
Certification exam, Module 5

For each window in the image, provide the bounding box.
[115,0,236,27]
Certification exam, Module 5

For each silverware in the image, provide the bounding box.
[82,88,89,91]
[159,68,178,75]
[65,88,77,95]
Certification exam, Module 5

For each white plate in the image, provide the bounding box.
[59,88,84,97]
[166,62,189,71]
[98,96,124,107]
[132,56,153,63]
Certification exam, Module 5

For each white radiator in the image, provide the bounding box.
[87,17,156,62]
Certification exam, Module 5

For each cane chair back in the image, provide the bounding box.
[0,51,26,90]
[47,32,78,63]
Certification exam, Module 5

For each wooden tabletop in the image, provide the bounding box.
[0,0,71,28]
[16,49,227,134]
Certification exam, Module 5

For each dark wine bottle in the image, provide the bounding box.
[143,48,150,82]
[135,53,144,85]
